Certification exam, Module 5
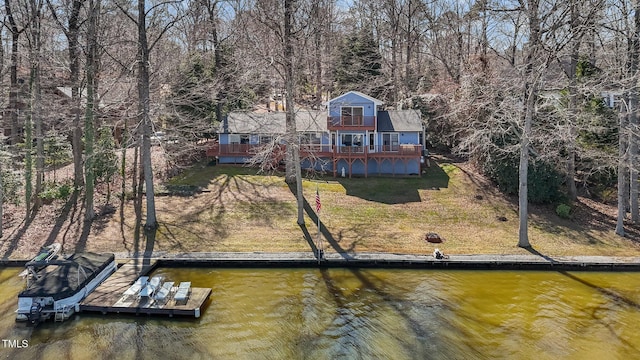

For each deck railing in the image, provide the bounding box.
[370,144,422,155]
[209,143,423,158]
[300,144,333,155]
[207,143,282,156]
[327,115,376,129]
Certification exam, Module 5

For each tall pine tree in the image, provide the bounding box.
[333,28,383,96]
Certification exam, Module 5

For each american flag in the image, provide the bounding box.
[315,187,321,213]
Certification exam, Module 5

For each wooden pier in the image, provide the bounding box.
[80,260,211,318]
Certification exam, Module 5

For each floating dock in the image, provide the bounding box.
[79,260,211,318]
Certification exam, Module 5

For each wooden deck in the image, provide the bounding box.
[79,260,211,318]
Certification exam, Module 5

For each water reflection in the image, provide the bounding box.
[0,267,639,359]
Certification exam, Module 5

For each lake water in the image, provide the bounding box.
[1,267,639,359]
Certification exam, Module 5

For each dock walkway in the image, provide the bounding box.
[80,260,211,318]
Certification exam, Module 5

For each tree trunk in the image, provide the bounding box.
[25,0,42,217]
[132,142,140,214]
[6,0,21,146]
[24,83,33,217]
[405,0,413,95]
[0,161,3,238]
[566,0,579,201]
[629,93,638,223]
[294,145,304,225]
[629,1,640,222]
[312,1,322,107]
[31,0,44,209]
[518,84,535,248]
[207,0,225,124]
[138,0,157,230]
[84,0,99,221]
[120,122,127,197]
[617,109,627,236]
[0,19,3,231]
[518,0,541,249]
[69,0,84,190]
[284,0,296,184]
[282,0,303,225]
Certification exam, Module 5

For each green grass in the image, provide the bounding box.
[84,159,640,257]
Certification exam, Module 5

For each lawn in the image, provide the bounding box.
[92,157,640,257]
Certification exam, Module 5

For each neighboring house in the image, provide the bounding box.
[2,84,118,143]
[207,91,426,177]
[601,90,623,109]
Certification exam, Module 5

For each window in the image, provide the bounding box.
[341,133,363,152]
[340,107,364,126]
[300,132,323,152]
[300,132,322,145]
[230,134,250,144]
[382,133,399,151]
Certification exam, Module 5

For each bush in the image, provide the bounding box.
[58,183,72,199]
[556,203,572,219]
[481,153,563,204]
[39,181,73,202]
[1,169,22,205]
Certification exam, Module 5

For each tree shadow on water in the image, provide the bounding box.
[559,271,640,311]
[559,270,640,353]
[307,267,455,357]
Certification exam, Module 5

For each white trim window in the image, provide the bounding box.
[382,133,399,152]
[340,106,364,126]
[259,135,273,144]
[300,132,323,151]
[341,133,364,153]
[229,134,250,144]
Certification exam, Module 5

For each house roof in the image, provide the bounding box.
[225,110,327,134]
[224,109,423,134]
[327,91,384,106]
[377,110,423,132]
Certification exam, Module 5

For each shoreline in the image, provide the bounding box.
[3,252,640,271]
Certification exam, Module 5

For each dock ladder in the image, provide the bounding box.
[54,306,69,322]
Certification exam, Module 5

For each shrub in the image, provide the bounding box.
[556,203,572,219]
[481,153,563,204]
[57,183,72,199]
[1,169,22,205]
[39,181,73,202]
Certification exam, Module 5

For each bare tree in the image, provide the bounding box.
[84,0,99,220]
[29,0,45,211]
[5,0,23,146]
[46,0,86,191]
[0,147,4,238]
[19,0,46,215]
[628,0,640,223]
[284,0,304,225]
[116,0,182,230]
[240,0,308,224]
[617,105,628,235]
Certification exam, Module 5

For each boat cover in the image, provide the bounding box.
[18,252,115,301]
